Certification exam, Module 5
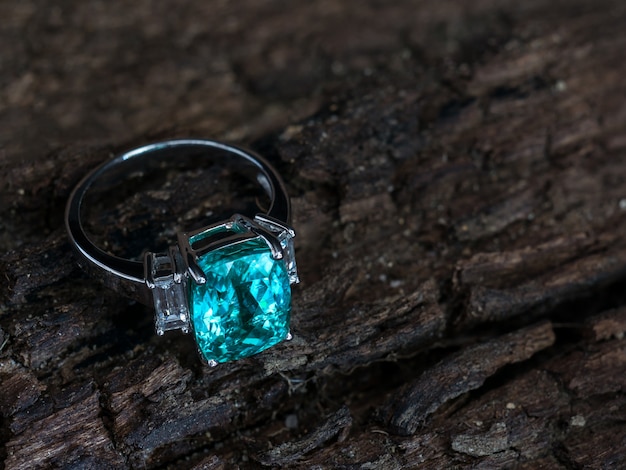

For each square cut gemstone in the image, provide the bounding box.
[153,280,189,335]
[149,251,190,335]
[189,237,291,363]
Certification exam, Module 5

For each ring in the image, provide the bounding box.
[65,139,299,366]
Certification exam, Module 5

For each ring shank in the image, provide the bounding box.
[65,139,291,304]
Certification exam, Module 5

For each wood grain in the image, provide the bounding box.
[2,0,626,467]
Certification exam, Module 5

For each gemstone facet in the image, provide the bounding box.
[189,237,291,363]
[147,250,191,335]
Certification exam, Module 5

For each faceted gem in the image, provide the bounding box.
[153,280,189,335]
[189,237,291,363]
[149,251,190,335]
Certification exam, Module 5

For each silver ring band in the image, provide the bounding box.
[65,139,291,302]
[65,139,299,365]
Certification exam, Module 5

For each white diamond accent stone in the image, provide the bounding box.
[148,251,191,335]
[153,279,190,335]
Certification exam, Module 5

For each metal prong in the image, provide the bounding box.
[286,332,293,341]
[251,225,283,260]
[254,214,296,238]
[144,252,156,289]
[170,246,184,283]
[207,360,218,367]
[186,252,207,284]
[227,213,247,229]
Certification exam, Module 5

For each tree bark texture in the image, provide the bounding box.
[2,0,626,468]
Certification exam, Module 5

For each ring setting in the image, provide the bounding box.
[148,213,298,365]
[65,139,299,366]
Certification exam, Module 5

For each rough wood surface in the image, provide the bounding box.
[2,0,626,468]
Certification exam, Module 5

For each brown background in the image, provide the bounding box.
[2,0,626,468]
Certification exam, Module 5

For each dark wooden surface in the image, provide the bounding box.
[2,1,626,468]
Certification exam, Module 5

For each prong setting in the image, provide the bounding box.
[178,213,298,366]
[145,213,298,367]
[186,252,207,285]
[254,214,300,285]
[179,214,297,275]
[250,224,284,260]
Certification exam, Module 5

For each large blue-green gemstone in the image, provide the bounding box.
[189,237,291,363]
